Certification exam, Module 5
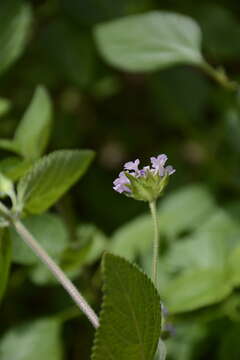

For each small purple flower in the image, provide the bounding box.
[124,159,140,174]
[113,154,175,200]
[113,171,131,193]
[150,154,168,176]
[165,165,176,175]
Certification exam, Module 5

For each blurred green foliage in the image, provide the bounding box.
[1,0,240,359]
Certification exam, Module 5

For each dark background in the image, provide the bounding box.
[1,0,240,359]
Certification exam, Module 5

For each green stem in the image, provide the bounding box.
[149,200,160,287]
[201,62,238,91]
[12,220,99,329]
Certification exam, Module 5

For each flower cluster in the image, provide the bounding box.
[113,155,175,202]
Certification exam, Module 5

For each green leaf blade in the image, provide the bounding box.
[94,11,204,72]
[91,253,161,360]
[0,318,63,360]
[0,0,32,76]
[14,86,53,159]
[163,268,232,313]
[17,149,95,214]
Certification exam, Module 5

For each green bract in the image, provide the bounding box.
[125,171,170,202]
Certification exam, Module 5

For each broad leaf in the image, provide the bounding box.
[10,213,69,265]
[94,11,204,72]
[0,0,32,76]
[0,318,63,360]
[0,229,12,302]
[159,184,217,239]
[14,86,53,159]
[91,253,161,360]
[17,149,95,214]
[164,231,229,273]
[199,207,240,238]
[111,214,153,260]
[163,268,232,313]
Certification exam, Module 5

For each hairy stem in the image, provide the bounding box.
[201,62,238,91]
[13,220,99,329]
[149,201,160,287]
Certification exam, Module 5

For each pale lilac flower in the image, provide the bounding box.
[151,154,168,176]
[165,165,175,175]
[113,171,131,193]
[113,154,175,200]
[124,159,140,174]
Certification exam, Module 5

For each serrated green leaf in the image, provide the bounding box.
[94,11,204,72]
[10,213,69,265]
[14,86,53,159]
[91,253,161,360]
[0,0,32,76]
[0,229,12,302]
[0,318,63,360]
[17,149,95,214]
[163,268,232,313]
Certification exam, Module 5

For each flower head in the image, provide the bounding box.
[113,154,175,201]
